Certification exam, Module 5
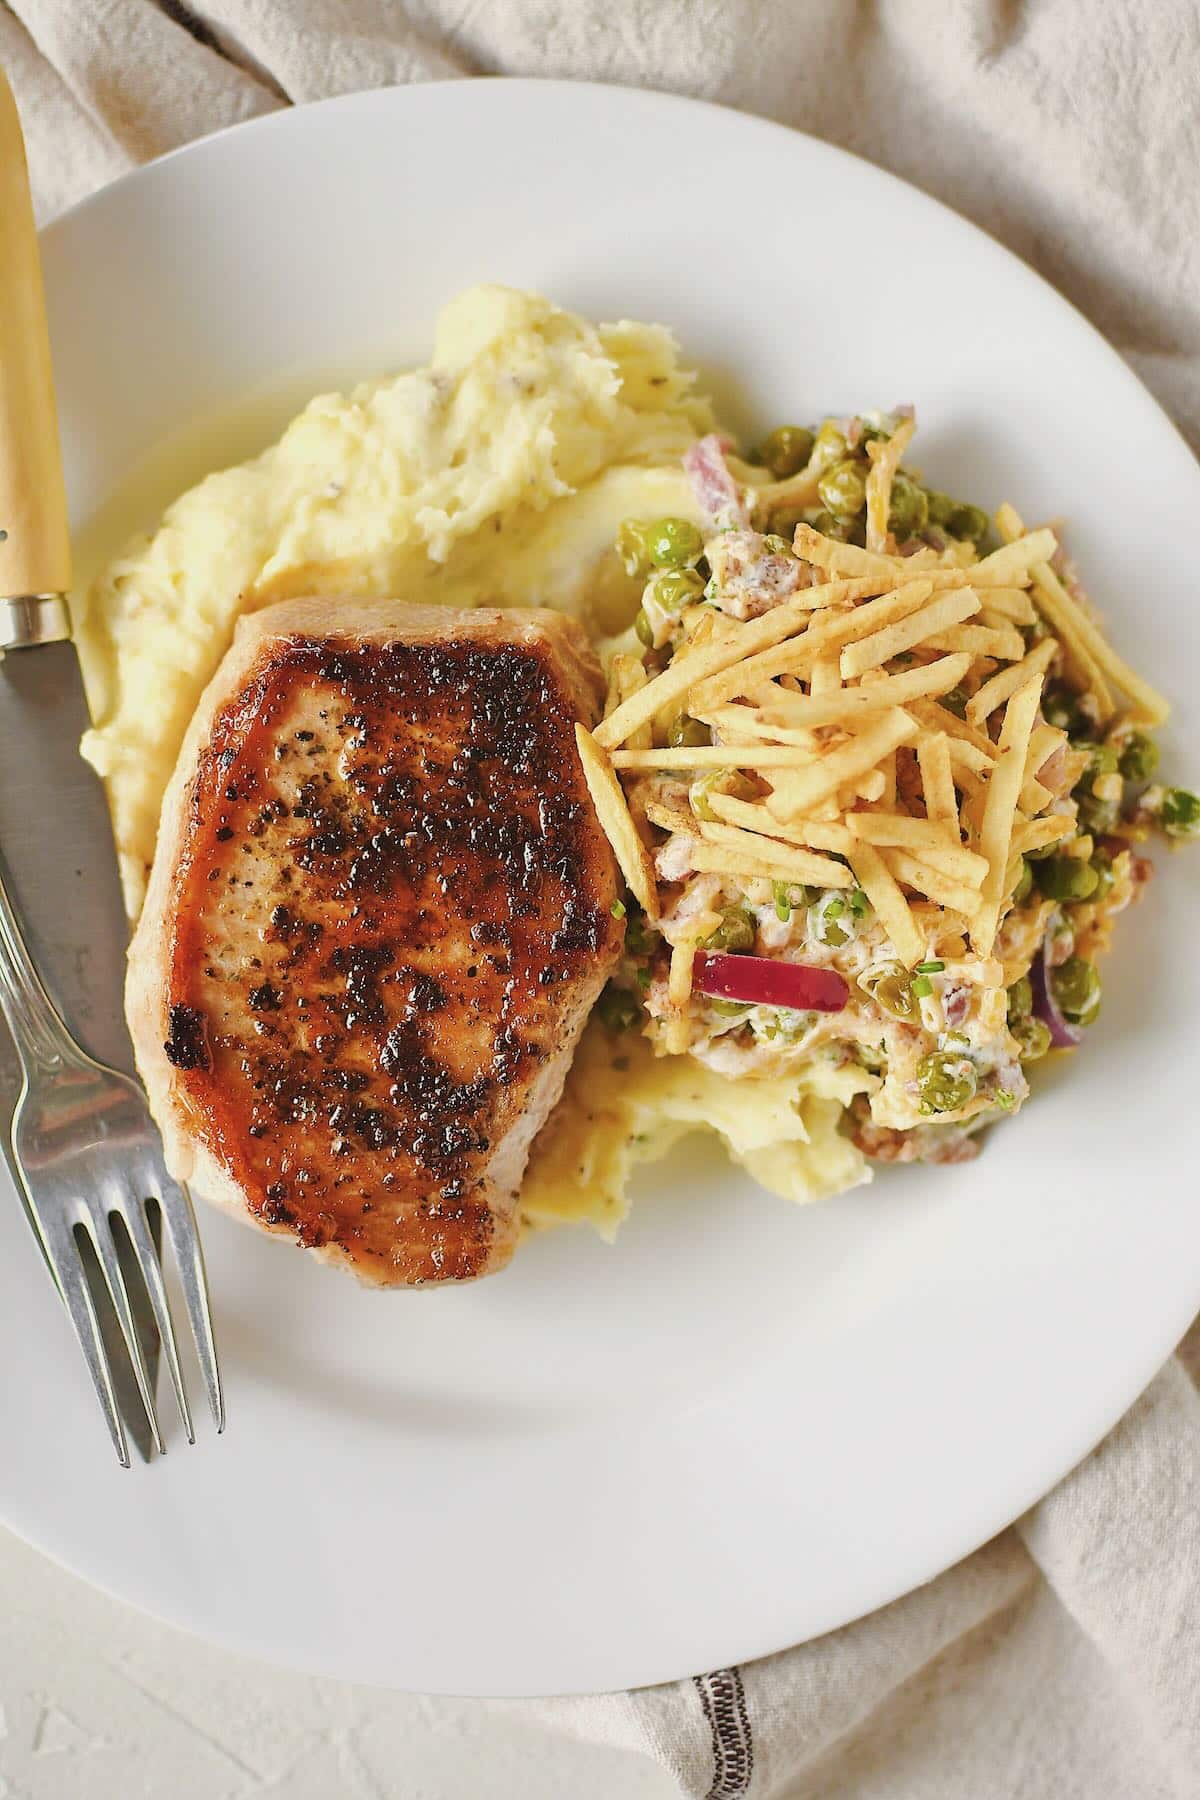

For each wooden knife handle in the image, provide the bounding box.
[0,66,71,601]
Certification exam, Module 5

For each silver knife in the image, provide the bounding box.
[0,68,160,1456]
[0,625,135,1076]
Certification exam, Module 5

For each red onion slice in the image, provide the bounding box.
[1029,946,1082,1048]
[694,951,849,1013]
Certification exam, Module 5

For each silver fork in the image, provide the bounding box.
[0,860,223,1465]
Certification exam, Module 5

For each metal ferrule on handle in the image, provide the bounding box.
[0,593,71,650]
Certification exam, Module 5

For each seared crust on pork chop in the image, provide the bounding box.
[127,601,623,1286]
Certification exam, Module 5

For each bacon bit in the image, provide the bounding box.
[943,984,972,1029]
[848,1100,981,1164]
[705,530,808,618]
[684,434,751,531]
[1035,743,1074,797]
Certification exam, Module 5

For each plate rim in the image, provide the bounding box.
[40,74,1200,481]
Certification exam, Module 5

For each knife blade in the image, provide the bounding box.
[0,639,134,1076]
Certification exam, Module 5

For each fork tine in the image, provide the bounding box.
[36,1208,130,1468]
[78,1199,166,1457]
[117,1195,194,1444]
[155,1177,224,1433]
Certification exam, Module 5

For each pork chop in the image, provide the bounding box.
[127,600,624,1286]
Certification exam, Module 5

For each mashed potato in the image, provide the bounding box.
[77,286,710,917]
[521,1020,869,1236]
[80,284,868,1233]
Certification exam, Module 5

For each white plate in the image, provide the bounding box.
[3,80,1197,1696]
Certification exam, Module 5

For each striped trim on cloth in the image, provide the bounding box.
[693,1667,754,1797]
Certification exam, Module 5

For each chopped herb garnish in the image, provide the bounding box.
[611,898,627,919]
[915,959,945,974]
[773,879,792,921]
[912,974,934,999]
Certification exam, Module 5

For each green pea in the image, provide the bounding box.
[1007,976,1033,1020]
[858,961,917,1021]
[690,769,755,821]
[596,983,640,1033]
[916,1051,978,1115]
[767,505,809,538]
[817,459,868,519]
[1161,786,1200,838]
[1077,791,1120,836]
[761,426,815,480]
[1035,855,1100,902]
[1051,956,1101,1025]
[1042,686,1086,734]
[704,906,756,953]
[886,473,929,539]
[616,519,653,578]
[1012,857,1034,904]
[646,517,704,569]
[810,509,852,542]
[809,421,849,475]
[1090,854,1115,899]
[1074,741,1119,782]
[1118,731,1159,783]
[668,713,711,749]
[947,503,990,545]
[650,568,705,611]
[625,909,656,956]
[633,608,654,647]
[1011,1015,1052,1062]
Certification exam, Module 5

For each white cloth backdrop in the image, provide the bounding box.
[1,4,1197,1794]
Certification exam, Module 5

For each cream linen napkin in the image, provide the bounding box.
[2,3,1197,1794]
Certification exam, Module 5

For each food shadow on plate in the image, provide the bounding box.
[210,1297,559,1439]
[199,1120,950,1445]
